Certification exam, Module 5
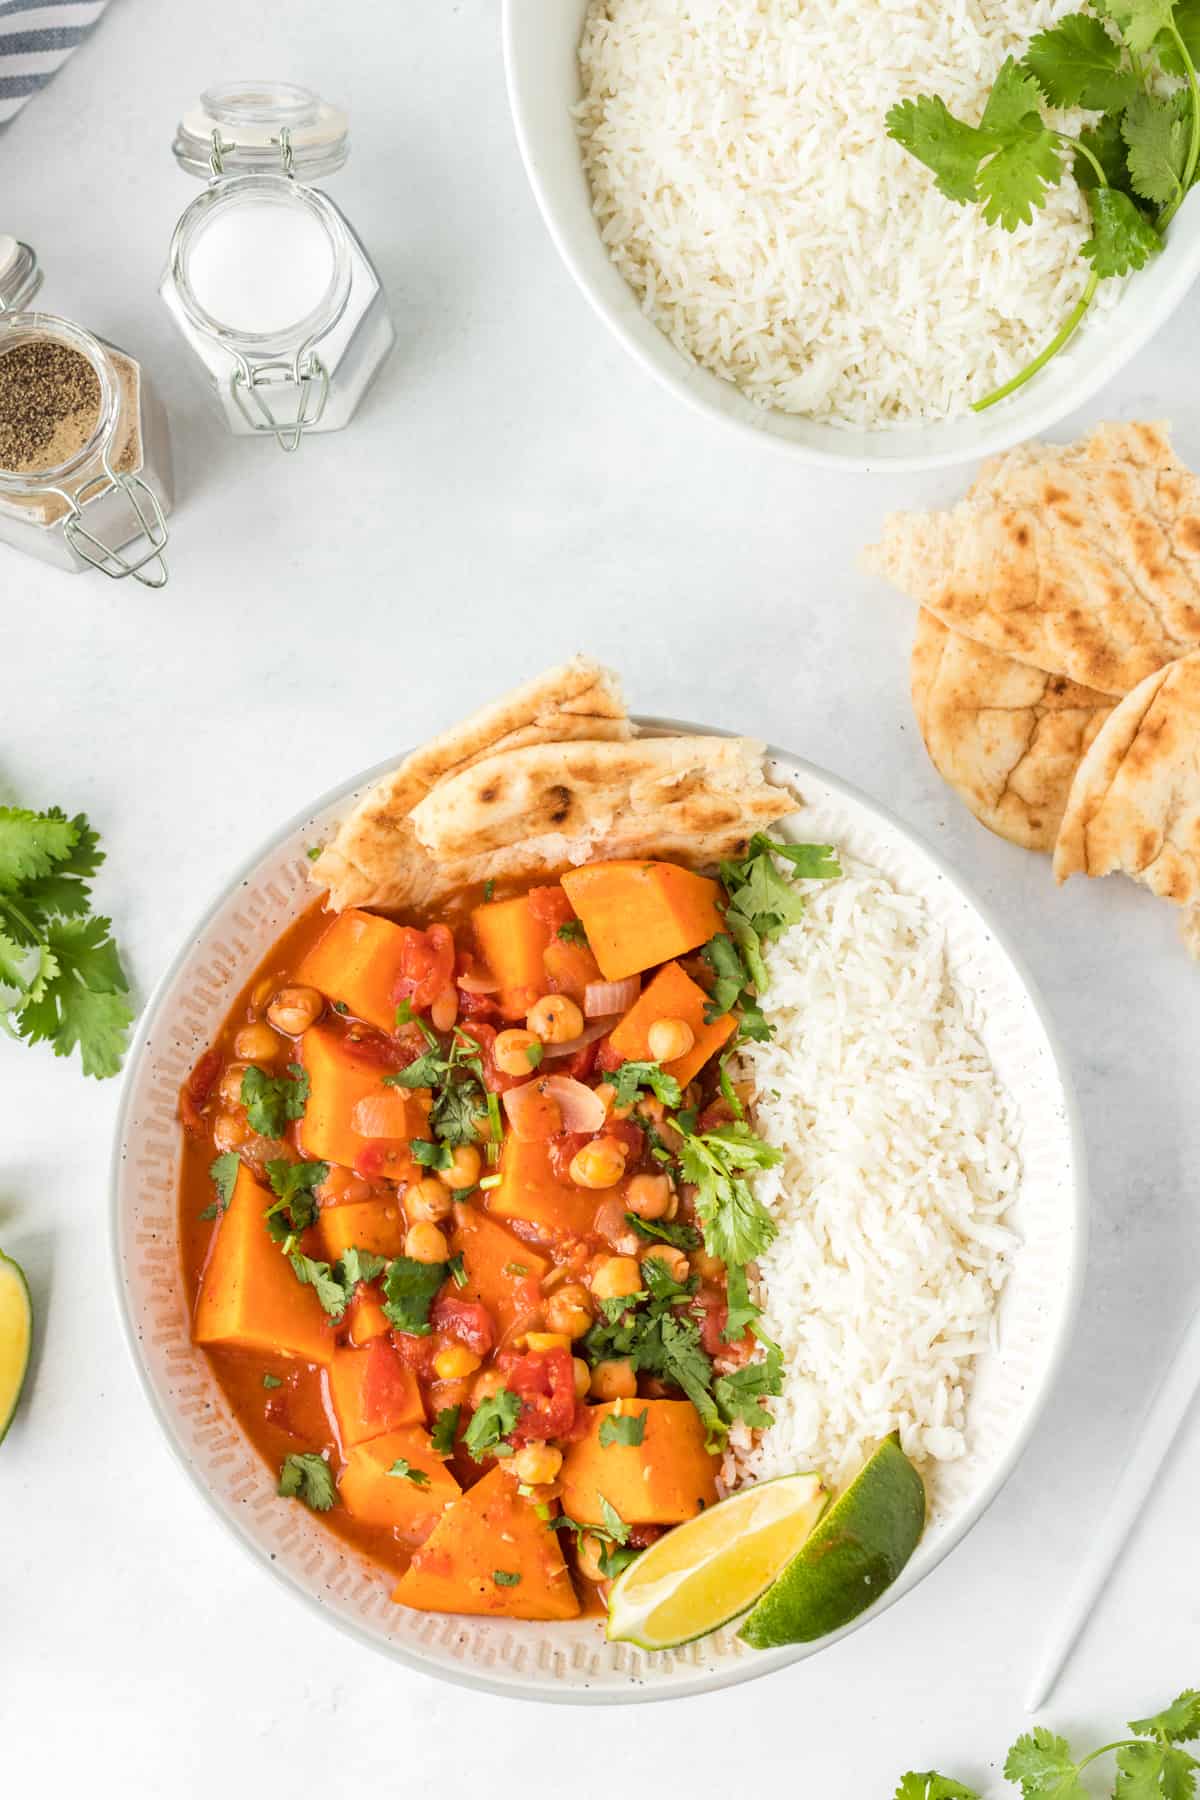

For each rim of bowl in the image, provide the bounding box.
[108,723,1088,1702]
[500,0,1200,473]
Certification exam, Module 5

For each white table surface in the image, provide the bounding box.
[3,3,1198,1791]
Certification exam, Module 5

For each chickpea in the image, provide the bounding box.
[569,1136,627,1190]
[625,1172,674,1220]
[266,985,324,1037]
[647,1016,696,1064]
[406,1176,454,1224]
[524,1331,572,1353]
[643,1243,689,1284]
[218,1061,249,1107]
[234,1021,281,1063]
[691,1247,725,1282]
[590,1256,643,1302]
[572,1356,592,1399]
[430,985,459,1033]
[471,1366,508,1407]
[576,1533,608,1584]
[526,994,584,1045]
[405,1222,450,1264]
[434,1344,482,1380]
[493,1028,543,1076]
[442,1143,481,1191]
[511,1443,563,1485]
[544,1282,594,1338]
[590,1358,637,1401]
[212,1110,248,1154]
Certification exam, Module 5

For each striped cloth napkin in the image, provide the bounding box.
[0,0,107,130]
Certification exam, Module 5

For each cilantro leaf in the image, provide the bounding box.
[385,1052,443,1089]
[1094,0,1178,55]
[431,1405,461,1456]
[1004,1728,1087,1799]
[241,1063,309,1138]
[609,1059,683,1110]
[885,95,988,204]
[714,1342,784,1429]
[1123,91,1190,207]
[464,1387,520,1460]
[493,1569,521,1586]
[15,914,132,1078]
[599,1408,647,1448]
[557,919,587,945]
[289,1250,349,1320]
[640,1255,694,1305]
[277,1452,336,1512]
[976,61,1065,229]
[0,807,80,889]
[677,1121,780,1267]
[1024,13,1137,111]
[624,1213,701,1251]
[1132,1695,1200,1744]
[1082,185,1162,276]
[894,1778,981,1800]
[382,1254,447,1335]
[263,1158,328,1242]
[336,1246,387,1289]
[1114,1742,1198,1800]
[701,932,752,1018]
[412,1138,454,1170]
[1075,111,1136,193]
[386,1458,431,1487]
[598,1495,630,1544]
[722,1261,760,1341]
[262,1373,282,1389]
[208,1151,240,1211]
[1158,0,1200,74]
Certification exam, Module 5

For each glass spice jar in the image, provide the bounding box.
[159,82,395,452]
[0,237,172,585]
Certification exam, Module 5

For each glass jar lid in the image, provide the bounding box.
[172,81,349,179]
[0,236,43,312]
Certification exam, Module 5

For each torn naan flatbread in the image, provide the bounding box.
[1054,649,1200,930]
[912,610,1112,853]
[408,735,795,880]
[311,657,630,910]
[868,422,1200,697]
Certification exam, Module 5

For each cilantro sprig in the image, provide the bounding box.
[385,1024,492,1152]
[894,1688,1200,1800]
[886,6,1200,408]
[277,1452,336,1512]
[704,837,840,1044]
[241,1063,309,1139]
[0,806,132,1078]
[677,1121,781,1268]
[464,1387,521,1460]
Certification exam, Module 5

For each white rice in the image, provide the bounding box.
[577,0,1121,427]
[727,858,1020,1498]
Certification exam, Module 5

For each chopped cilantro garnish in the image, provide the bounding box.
[609,1059,683,1110]
[722,1261,760,1341]
[431,1405,461,1456]
[492,1569,521,1587]
[289,1250,350,1320]
[448,1252,468,1289]
[556,919,588,945]
[262,1374,282,1390]
[240,1062,309,1138]
[305,846,322,862]
[412,1138,454,1170]
[624,1213,701,1251]
[277,1452,336,1512]
[333,999,348,1014]
[263,1158,328,1243]
[714,1341,784,1429]
[386,1026,490,1151]
[382,1254,447,1335]
[336,1246,387,1289]
[503,1261,529,1277]
[483,879,495,902]
[599,1408,647,1448]
[677,1121,781,1268]
[386,1458,431,1487]
[208,1151,240,1211]
[525,1040,544,1068]
[394,999,414,1027]
[464,1387,521,1461]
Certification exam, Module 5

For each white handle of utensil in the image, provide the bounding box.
[1026,1300,1200,1712]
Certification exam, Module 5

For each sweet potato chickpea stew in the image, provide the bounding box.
[178,858,762,1621]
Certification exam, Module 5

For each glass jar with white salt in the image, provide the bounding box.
[160,82,394,451]
[0,237,172,585]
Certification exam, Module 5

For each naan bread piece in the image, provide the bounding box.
[1054,650,1200,920]
[312,658,629,910]
[867,421,1200,696]
[911,611,1112,853]
[409,735,796,878]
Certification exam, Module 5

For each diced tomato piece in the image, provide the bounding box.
[526,885,576,930]
[390,923,456,1012]
[340,1027,422,1072]
[455,1020,523,1094]
[180,1046,222,1137]
[693,1286,730,1357]
[430,1295,495,1356]
[353,1141,417,1182]
[458,987,500,1020]
[563,1038,599,1083]
[505,1346,578,1443]
[390,1330,436,1375]
[604,1118,646,1164]
[547,1130,589,1182]
[595,1035,622,1074]
[628,1523,664,1549]
[361,1336,420,1425]
[696,1099,737,1133]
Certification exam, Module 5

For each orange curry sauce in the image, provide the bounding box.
[177,860,752,1620]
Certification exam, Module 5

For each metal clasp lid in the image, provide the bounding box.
[45,441,170,587]
[229,347,329,452]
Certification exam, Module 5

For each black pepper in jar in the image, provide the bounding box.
[0,340,102,475]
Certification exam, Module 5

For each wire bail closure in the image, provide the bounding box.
[229,349,329,452]
[34,440,171,587]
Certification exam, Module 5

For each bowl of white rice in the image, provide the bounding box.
[503,0,1200,472]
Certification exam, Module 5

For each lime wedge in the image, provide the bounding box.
[738,1434,925,1648]
[605,1472,828,1651]
[0,1249,32,1446]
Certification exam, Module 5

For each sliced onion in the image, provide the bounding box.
[351,1091,414,1138]
[543,1073,608,1133]
[540,1017,617,1060]
[584,977,640,1018]
[501,1073,607,1140]
[457,970,500,994]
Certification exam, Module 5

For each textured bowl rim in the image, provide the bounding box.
[500,0,1200,473]
[108,724,1088,1703]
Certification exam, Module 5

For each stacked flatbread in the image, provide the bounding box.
[311,657,796,912]
[866,421,1200,953]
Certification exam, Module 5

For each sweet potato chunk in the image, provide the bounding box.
[339,1427,459,1536]
[561,860,725,981]
[299,1025,430,1171]
[471,894,552,1017]
[542,935,603,1000]
[392,1466,580,1619]
[318,1195,408,1265]
[328,1343,424,1450]
[346,1288,391,1345]
[486,1133,598,1240]
[295,909,416,1032]
[606,960,736,1087]
[194,1165,334,1365]
[448,1206,548,1336]
[559,1400,719,1524]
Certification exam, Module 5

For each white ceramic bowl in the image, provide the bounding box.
[503,0,1200,473]
[111,730,1086,1701]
